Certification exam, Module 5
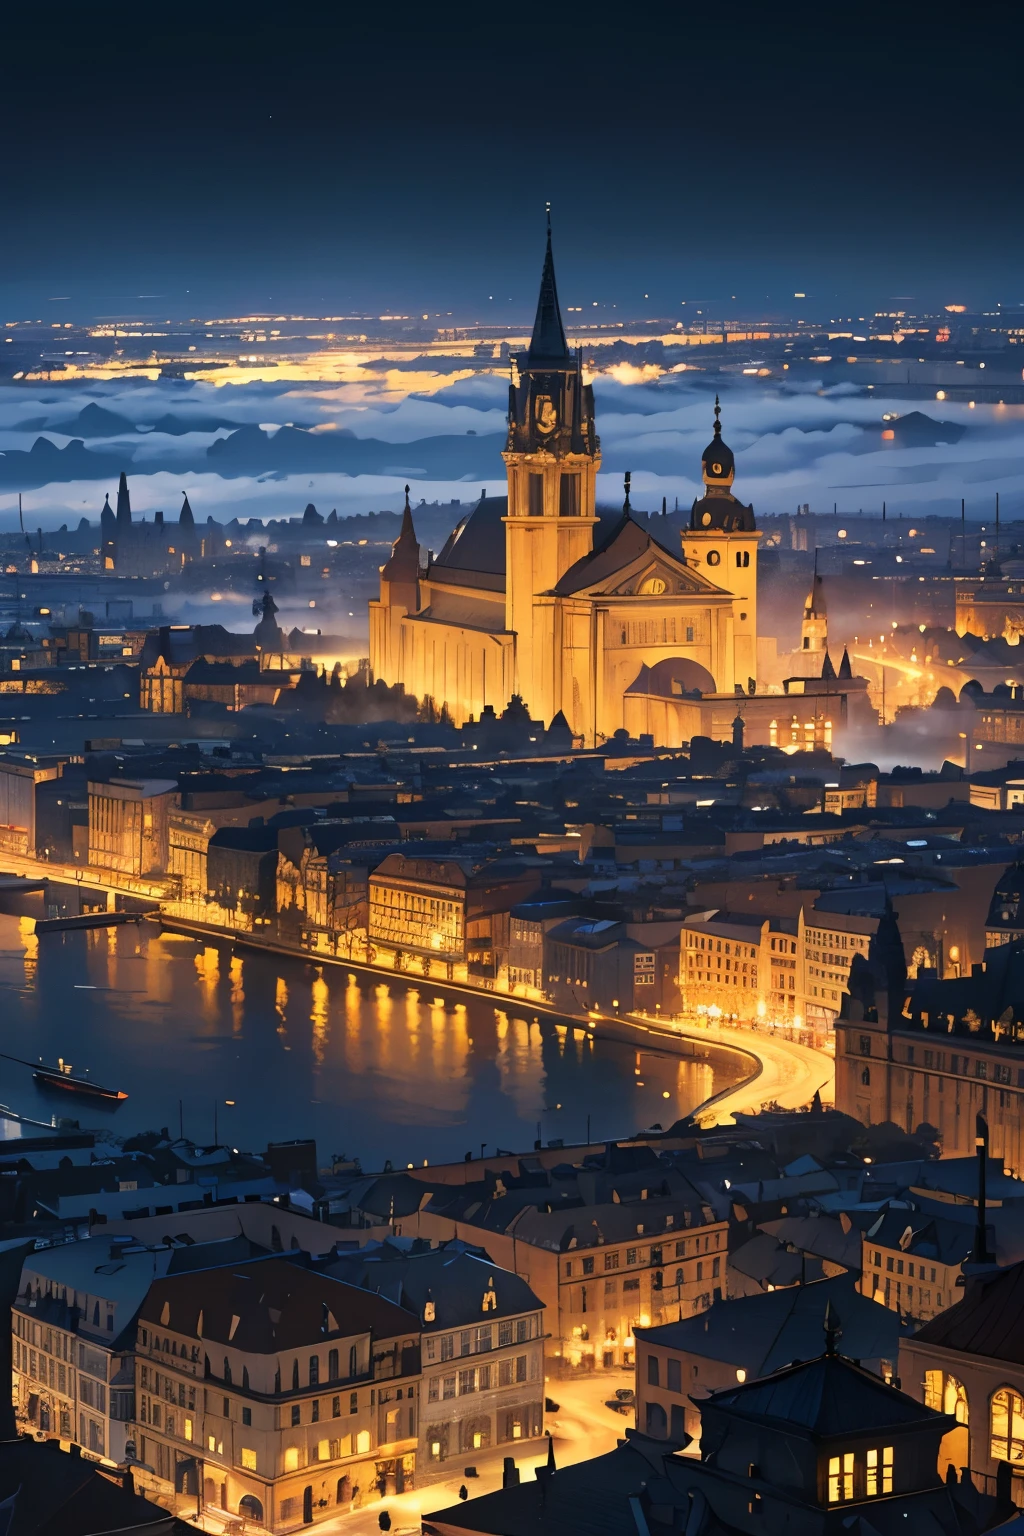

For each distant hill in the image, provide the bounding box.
[206,423,506,478]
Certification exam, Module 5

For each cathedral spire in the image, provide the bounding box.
[527,211,571,369]
[179,492,195,527]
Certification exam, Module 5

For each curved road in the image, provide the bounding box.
[612,1013,835,1127]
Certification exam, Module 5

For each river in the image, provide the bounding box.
[0,916,747,1168]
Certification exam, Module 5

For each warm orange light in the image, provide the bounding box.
[881,429,895,440]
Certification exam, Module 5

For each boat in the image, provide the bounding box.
[31,1058,128,1103]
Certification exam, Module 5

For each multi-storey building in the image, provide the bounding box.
[88,778,178,878]
[835,926,1024,1172]
[803,910,877,1032]
[11,1233,245,1466]
[408,1152,728,1374]
[679,908,803,1026]
[858,1208,976,1326]
[323,1239,546,1472]
[133,1257,420,1531]
[367,853,537,981]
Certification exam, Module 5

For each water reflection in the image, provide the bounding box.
[0,917,744,1168]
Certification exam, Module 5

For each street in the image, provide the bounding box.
[184,1371,639,1536]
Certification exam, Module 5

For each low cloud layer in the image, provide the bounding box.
[0,368,1022,532]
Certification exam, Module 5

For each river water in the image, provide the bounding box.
[0,916,746,1168]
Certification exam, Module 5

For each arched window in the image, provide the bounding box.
[861,1067,871,1086]
[991,1389,1024,1462]
[239,1495,264,1522]
[645,1401,667,1438]
[292,1359,300,1391]
[242,1366,250,1392]
[223,1357,232,1385]
[349,1344,358,1378]
[309,1354,320,1387]
[328,1349,339,1383]
[944,1377,969,1424]
[924,1370,943,1411]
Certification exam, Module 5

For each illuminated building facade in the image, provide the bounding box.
[369,231,759,746]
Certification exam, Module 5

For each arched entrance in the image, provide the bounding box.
[239,1494,264,1522]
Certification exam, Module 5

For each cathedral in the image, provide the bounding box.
[369,228,761,747]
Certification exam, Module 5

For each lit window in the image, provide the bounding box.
[828,1452,854,1503]
[284,1446,299,1472]
[356,1429,371,1454]
[240,1447,257,1471]
[924,1371,943,1411]
[992,1388,1024,1462]
[866,1446,893,1495]
[944,1377,969,1424]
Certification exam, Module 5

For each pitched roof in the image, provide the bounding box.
[635,1274,903,1377]
[552,513,723,597]
[912,1258,1024,1364]
[139,1256,418,1352]
[431,496,508,584]
[703,1350,938,1437]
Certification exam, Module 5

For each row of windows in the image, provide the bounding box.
[870,1252,939,1282]
[564,1236,720,1278]
[424,1318,536,1361]
[687,936,758,958]
[828,1447,892,1502]
[426,1356,530,1400]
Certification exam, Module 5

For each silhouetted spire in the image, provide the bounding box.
[527,213,571,368]
[115,471,131,527]
[179,493,195,527]
[622,471,632,515]
[100,492,115,534]
[823,1300,842,1356]
[821,650,837,681]
[838,646,853,680]
[382,485,420,581]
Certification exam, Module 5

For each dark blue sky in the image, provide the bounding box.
[5,0,1023,320]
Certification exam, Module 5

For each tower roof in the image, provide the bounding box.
[526,217,571,369]
[690,397,755,532]
[701,396,736,487]
[381,486,420,581]
[804,573,827,617]
[179,493,195,527]
[115,471,131,527]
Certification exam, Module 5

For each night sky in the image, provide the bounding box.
[5,1,1024,319]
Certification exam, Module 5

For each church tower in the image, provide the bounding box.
[682,399,760,686]
[369,486,420,686]
[801,567,828,654]
[503,220,600,722]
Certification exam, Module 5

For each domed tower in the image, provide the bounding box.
[682,398,760,685]
[503,217,600,721]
